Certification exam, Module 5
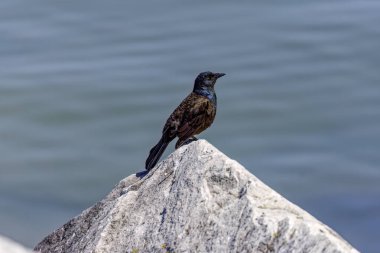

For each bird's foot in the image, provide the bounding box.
[179,136,198,147]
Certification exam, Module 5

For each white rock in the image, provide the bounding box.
[35,140,359,253]
[0,235,33,253]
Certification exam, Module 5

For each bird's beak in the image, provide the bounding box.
[214,73,226,79]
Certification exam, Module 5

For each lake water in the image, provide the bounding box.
[0,1,379,252]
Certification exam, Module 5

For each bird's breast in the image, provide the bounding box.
[194,88,217,106]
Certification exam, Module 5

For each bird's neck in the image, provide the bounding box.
[193,86,217,106]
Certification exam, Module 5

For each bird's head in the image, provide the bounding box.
[193,71,225,91]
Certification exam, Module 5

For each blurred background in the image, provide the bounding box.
[0,0,379,252]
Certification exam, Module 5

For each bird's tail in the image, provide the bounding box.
[145,136,169,171]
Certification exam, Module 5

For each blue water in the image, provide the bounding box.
[0,1,379,252]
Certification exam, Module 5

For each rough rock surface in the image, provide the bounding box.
[35,140,359,253]
[0,235,33,253]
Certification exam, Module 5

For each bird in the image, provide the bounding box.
[145,71,225,171]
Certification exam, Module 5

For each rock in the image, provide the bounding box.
[34,140,359,253]
[0,235,33,253]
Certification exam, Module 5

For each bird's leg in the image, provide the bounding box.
[175,136,198,149]
[184,136,198,145]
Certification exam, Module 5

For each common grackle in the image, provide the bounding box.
[145,71,225,171]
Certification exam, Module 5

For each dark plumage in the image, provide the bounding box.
[145,71,225,171]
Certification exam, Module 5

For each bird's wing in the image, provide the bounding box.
[177,96,215,140]
[162,93,194,140]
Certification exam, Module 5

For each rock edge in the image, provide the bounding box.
[0,235,34,253]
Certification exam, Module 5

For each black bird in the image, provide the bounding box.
[145,71,225,171]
